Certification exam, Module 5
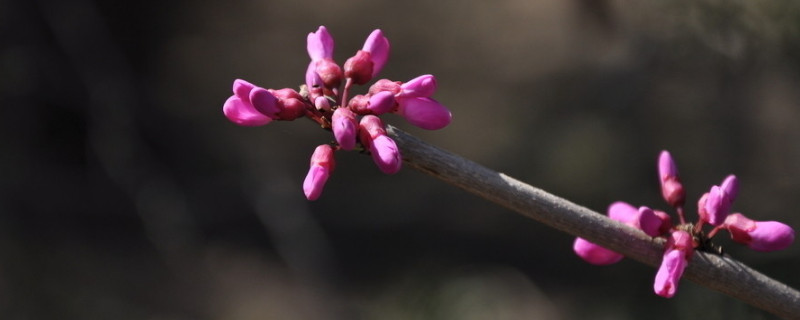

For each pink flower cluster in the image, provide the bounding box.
[223,26,452,200]
[573,150,795,298]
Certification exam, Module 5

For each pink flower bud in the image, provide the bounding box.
[223,96,272,126]
[223,79,272,126]
[306,27,342,89]
[369,135,402,174]
[653,210,674,235]
[637,207,664,237]
[314,58,343,89]
[653,230,692,298]
[305,62,325,90]
[344,50,373,85]
[395,97,452,130]
[332,108,357,150]
[358,115,387,139]
[608,201,638,222]
[303,145,335,201]
[362,29,389,78]
[723,213,795,252]
[697,192,710,223]
[367,91,396,115]
[358,115,401,174]
[653,248,688,298]
[658,151,685,207]
[307,26,335,61]
[348,94,370,114]
[233,79,256,99]
[271,88,307,120]
[607,202,667,237]
[720,174,739,202]
[249,87,280,117]
[399,74,437,98]
[703,185,731,226]
[573,238,624,265]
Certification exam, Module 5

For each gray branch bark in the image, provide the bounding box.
[387,125,800,320]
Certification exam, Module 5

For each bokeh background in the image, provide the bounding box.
[3,0,800,319]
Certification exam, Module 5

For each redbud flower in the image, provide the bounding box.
[306,26,342,89]
[344,29,390,85]
[359,115,401,174]
[395,97,452,130]
[366,91,396,115]
[703,185,732,226]
[223,79,273,126]
[658,150,685,208]
[573,238,624,265]
[271,88,306,120]
[653,230,692,298]
[332,107,357,150]
[223,26,450,199]
[398,74,437,98]
[303,144,336,201]
[720,174,739,202]
[574,202,667,265]
[723,213,795,252]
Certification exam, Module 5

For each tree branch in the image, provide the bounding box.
[387,125,800,320]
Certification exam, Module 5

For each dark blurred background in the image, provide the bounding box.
[3,0,800,319]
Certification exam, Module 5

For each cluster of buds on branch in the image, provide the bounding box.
[222,26,452,200]
[573,151,795,298]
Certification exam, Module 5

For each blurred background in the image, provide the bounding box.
[3,0,800,319]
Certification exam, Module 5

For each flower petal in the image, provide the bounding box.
[307,26,334,61]
[222,95,271,126]
[362,29,390,78]
[396,97,452,130]
[573,238,624,265]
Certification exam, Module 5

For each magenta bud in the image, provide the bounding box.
[305,62,325,90]
[307,26,335,61]
[724,213,794,252]
[653,210,674,235]
[720,175,739,203]
[358,115,400,174]
[233,79,256,99]
[271,88,307,120]
[344,50,372,85]
[658,151,685,207]
[395,97,452,130]
[314,96,332,111]
[369,135,402,174]
[358,115,387,139]
[315,58,343,89]
[344,50,374,85]
[348,94,370,114]
[573,238,624,265]
[608,203,667,237]
[367,91,397,115]
[399,74,437,98]
[704,185,731,226]
[658,150,679,182]
[332,108,357,150]
[362,29,390,78]
[303,144,335,201]
[249,87,280,117]
[653,248,687,298]
[653,230,692,298]
[223,95,272,126]
[637,207,664,237]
